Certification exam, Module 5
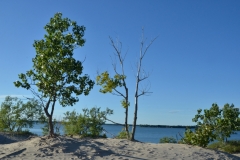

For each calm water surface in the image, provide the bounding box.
[27,123,240,144]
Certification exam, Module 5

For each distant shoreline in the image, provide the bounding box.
[31,121,196,128]
[104,123,196,128]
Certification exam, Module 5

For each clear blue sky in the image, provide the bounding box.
[1,1,240,125]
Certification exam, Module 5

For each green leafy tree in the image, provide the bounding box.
[14,13,94,137]
[0,96,42,132]
[182,103,240,147]
[62,107,113,137]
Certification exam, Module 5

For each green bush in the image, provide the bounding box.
[116,128,131,139]
[62,107,113,138]
[181,103,240,147]
[181,127,215,147]
[159,136,177,143]
[0,96,43,132]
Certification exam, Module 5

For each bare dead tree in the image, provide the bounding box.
[130,29,158,141]
[97,30,157,141]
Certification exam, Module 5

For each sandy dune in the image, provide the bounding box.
[0,134,240,160]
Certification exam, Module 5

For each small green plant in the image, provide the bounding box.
[4,130,36,136]
[181,127,216,147]
[207,140,240,154]
[159,137,177,143]
[14,130,36,136]
[62,107,113,138]
[116,128,131,139]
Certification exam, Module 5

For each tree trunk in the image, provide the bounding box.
[49,98,56,137]
[124,87,129,139]
[43,98,55,137]
[131,96,138,141]
[125,107,129,139]
[48,115,54,137]
[131,78,139,141]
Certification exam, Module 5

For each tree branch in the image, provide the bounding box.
[106,118,125,126]
[113,88,126,98]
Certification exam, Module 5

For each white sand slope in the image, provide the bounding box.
[0,136,240,160]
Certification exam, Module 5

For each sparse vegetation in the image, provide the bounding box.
[116,128,131,139]
[159,137,177,143]
[0,96,42,132]
[62,107,113,138]
[207,140,240,154]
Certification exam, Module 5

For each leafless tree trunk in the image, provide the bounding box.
[130,30,157,141]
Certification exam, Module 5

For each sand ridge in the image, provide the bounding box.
[0,135,240,160]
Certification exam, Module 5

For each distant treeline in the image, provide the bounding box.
[138,124,196,128]
[103,123,196,128]
[31,121,195,128]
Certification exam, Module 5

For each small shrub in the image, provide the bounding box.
[3,130,36,136]
[181,127,215,147]
[14,130,36,136]
[62,107,113,138]
[159,137,177,143]
[116,128,131,139]
[181,103,240,148]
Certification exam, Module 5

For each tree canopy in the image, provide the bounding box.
[14,13,94,136]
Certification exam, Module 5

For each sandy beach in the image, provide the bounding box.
[0,133,240,160]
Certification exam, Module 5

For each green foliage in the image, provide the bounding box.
[0,96,42,132]
[14,13,94,136]
[159,137,177,143]
[182,103,240,147]
[121,99,130,109]
[62,107,113,137]
[116,128,131,139]
[182,127,214,147]
[207,140,240,154]
[96,71,129,109]
[10,130,37,136]
[96,71,126,93]
[14,12,94,106]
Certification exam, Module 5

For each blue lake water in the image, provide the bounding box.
[27,123,240,144]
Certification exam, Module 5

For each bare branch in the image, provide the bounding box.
[106,118,124,126]
[139,73,149,82]
[138,79,152,97]
[140,29,158,61]
[111,92,122,97]
[113,88,126,98]
[137,91,153,97]
[81,56,86,64]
